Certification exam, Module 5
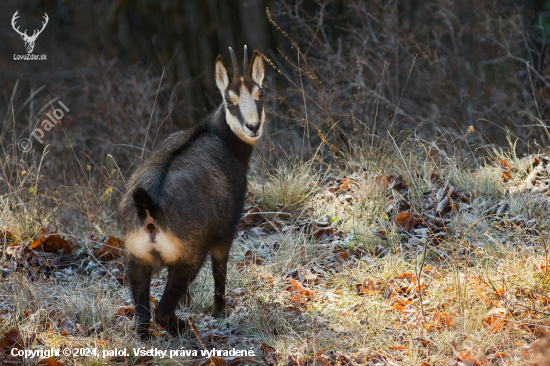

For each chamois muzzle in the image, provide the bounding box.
[245,123,261,134]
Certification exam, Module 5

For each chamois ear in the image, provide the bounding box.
[250,50,264,86]
[215,55,230,94]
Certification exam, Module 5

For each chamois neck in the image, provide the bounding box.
[208,104,254,165]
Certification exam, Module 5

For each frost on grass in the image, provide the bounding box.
[1,147,550,365]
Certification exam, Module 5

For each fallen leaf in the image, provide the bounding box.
[391,298,412,311]
[36,359,64,366]
[117,307,135,318]
[237,250,265,270]
[199,357,226,366]
[313,226,334,239]
[482,307,507,333]
[285,279,314,306]
[0,328,24,365]
[499,160,512,180]
[93,236,124,260]
[30,225,70,253]
[261,343,279,366]
[456,350,482,366]
[356,278,384,296]
[395,212,420,231]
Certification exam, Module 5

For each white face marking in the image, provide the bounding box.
[224,84,264,145]
[125,228,185,264]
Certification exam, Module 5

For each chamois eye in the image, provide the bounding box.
[225,97,232,106]
[258,90,264,100]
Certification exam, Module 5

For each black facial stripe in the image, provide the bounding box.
[228,104,244,123]
[255,100,263,118]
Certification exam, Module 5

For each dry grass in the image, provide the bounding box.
[2,140,550,365]
[2,1,550,364]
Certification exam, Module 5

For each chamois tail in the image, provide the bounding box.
[132,187,163,232]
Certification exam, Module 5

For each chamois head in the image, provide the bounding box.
[215,46,265,145]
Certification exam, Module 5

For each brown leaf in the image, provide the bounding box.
[200,357,227,366]
[287,355,302,366]
[430,173,441,183]
[117,307,135,318]
[482,308,507,333]
[499,160,512,180]
[36,359,64,366]
[261,343,279,366]
[375,230,387,240]
[237,250,265,270]
[59,317,76,335]
[290,293,302,305]
[287,279,304,293]
[226,357,257,366]
[0,328,24,365]
[395,212,420,231]
[450,189,471,204]
[31,225,70,252]
[237,205,266,230]
[456,350,482,366]
[391,298,412,311]
[313,226,334,239]
[93,236,124,260]
[356,278,383,296]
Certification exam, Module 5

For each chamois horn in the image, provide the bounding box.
[243,45,249,80]
[228,47,240,80]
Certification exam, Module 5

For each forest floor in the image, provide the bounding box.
[2,144,550,366]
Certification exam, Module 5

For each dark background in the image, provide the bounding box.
[1,0,550,186]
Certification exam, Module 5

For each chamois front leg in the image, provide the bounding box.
[211,244,232,317]
[126,257,153,340]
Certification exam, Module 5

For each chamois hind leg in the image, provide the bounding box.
[126,256,153,340]
[211,243,232,317]
[155,261,203,337]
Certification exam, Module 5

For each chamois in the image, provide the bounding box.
[118,46,265,339]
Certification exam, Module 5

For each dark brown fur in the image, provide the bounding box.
[118,48,263,339]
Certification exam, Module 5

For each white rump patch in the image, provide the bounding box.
[125,228,184,264]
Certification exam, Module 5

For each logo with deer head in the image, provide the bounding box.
[11,11,49,54]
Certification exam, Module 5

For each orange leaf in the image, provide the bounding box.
[433,312,456,329]
[31,225,70,252]
[395,212,420,231]
[288,279,304,293]
[93,236,124,260]
[200,357,226,366]
[391,298,411,311]
[117,307,135,318]
[291,293,302,305]
[356,278,383,296]
[499,160,512,180]
[37,359,64,366]
[456,350,482,366]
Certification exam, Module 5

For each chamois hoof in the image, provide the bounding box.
[136,322,151,340]
[155,313,189,337]
[211,304,232,318]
